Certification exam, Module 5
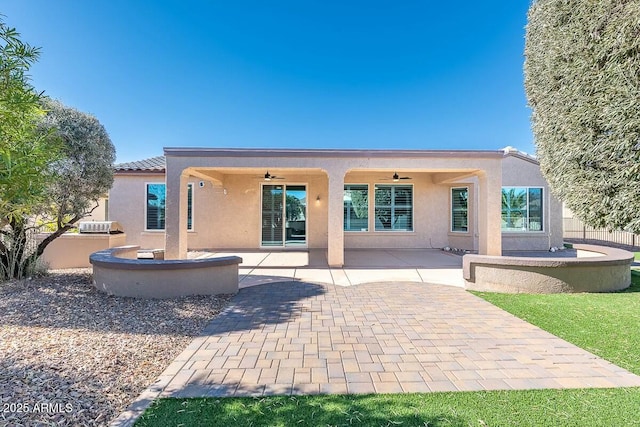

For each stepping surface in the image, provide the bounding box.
[155,281,640,398]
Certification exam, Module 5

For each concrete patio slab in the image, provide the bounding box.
[417,268,465,287]
[258,251,311,267]
[294,268,335,284]
[220,249,466,288]
[209,251,270,266]
[342,268,424,285]
[329,268,352,287]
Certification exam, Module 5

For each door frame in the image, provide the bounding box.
[259,182,308,249]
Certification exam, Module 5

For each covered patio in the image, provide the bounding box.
[189,248,464,288]
[163,148,507,267]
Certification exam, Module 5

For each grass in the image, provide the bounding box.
[135,389,640,427]
[136,270,640,427]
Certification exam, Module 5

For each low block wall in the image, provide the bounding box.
[39,233,127,269]
[463,244,633,293]
[90,246,242,298]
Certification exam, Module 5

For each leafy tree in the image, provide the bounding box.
[0,18,115,279]
[35,99,116,251]
[0,18,56,221]
[524,0,640,232]
[0,17,61,279]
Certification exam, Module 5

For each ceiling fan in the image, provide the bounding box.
[381,172,412,182]
[262,171,285,181]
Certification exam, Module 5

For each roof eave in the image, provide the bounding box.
[163,147,506,159]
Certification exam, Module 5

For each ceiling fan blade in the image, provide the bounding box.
[389,172,412,181]
[263,171,286,180]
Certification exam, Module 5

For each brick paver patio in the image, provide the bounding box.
[151,280,640,398]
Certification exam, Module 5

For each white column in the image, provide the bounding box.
[327,170,345,267]
[477,169,502,256]
[165,169,189,260]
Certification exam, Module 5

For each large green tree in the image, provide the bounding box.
[35,99,116,253]
[524,0,640,233]
[0,18,57,222]
[0,17,60,279]
[0,18,115,279]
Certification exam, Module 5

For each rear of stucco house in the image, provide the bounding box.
[107,147,563,266]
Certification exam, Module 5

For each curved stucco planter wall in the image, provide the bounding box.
[90,246,242,299]
[463,244,633,293]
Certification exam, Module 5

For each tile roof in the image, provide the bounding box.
[114,156,165,172]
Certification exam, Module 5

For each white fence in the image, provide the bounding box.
[563,217,640,248]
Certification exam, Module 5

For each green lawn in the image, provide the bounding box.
[136,271,640,427]
[136,389,640,427]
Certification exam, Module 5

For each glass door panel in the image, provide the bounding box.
[261,185,283,246]
[261,184,307,247]
[285,185,306,246]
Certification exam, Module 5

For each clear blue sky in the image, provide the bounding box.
[3,1,535,163]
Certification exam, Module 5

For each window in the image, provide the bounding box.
[344,185,369,231]
[451,187,468,232]
[146,183,193,231]
[374,185,413,231]
[501,187,543,232]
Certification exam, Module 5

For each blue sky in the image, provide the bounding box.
[3,1,535,163]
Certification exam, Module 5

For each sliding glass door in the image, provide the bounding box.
[261,184,307,247]
[261,185,284,246]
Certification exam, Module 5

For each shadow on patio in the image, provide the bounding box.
[200,281,326,336]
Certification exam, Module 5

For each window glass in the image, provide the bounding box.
[501,187,543,232]
[374,185,413,231]
[146,184,166,230]
[451,187,468,232]
[187,184,193,230]
[146,183,193,231]
[344,185,369,231]
[527,187,543,231]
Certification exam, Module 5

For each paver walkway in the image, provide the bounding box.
[152,281,640,398]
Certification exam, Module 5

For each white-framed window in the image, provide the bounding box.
[145,183,193,231]
[501,187,543,232]
[451,187,469,233]
[374,184,413,231]
[344,184,369,231]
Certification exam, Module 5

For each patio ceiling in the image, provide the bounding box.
[187,167,482,182]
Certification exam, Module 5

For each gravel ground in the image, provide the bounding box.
[0,269,232,426]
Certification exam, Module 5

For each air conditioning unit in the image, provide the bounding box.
[78,221,124,234]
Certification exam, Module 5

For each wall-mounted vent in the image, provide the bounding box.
[78,221,124,234]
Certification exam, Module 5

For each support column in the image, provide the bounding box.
[327,170,346,267]
[165,169,189,260]
[478,168,502,256]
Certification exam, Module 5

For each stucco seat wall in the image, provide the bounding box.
[463,244,633,293]
[90,246,242,298]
